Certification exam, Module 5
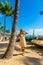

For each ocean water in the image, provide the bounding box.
[25,35,43,39]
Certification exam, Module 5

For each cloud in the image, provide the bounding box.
[28,28,43,35]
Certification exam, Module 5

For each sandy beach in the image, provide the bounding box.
[0,41,43,65]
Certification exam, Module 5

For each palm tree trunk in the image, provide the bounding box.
[2,0,20,59]
[3,15,6,40]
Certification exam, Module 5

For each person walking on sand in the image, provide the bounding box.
[18,29,28,56]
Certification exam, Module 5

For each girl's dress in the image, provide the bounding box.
[19,34,26,48]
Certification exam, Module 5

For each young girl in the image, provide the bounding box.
[18,29,28,56]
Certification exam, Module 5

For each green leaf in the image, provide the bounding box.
[6,30,10,33]
[0,1,14,16]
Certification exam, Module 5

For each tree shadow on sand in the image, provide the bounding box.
[14,45,29,53]
[26,44,43,57]
[0,43,8,59]
[13,53,22,56]
[14,45,20,52]
[0,54,4,59]
[0,43,8,48]
[23,57,41,65]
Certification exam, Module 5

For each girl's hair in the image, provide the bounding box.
[20,29,28,35]
[20,29,24,34]
[20,29,23,32]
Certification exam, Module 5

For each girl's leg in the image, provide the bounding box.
[21,47,25,56]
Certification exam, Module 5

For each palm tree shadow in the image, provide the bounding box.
[14,45,20,52]
[24,57,41,65]
[26,45,43,57]
[0,43,8,59]
[0,43,8,48]
[14,46,30,54]
[13,53,22,56]
[0,54,4,59]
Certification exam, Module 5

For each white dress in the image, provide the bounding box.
[19,35,26,48]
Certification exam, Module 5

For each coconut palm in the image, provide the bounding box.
[0,1,14,40]
[0,22,2,26]
[6,29,10,35]
[2,0,20,59]
[0,22,4,34]
[0,22,2,33]
[0,26,4,34]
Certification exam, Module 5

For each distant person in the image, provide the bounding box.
[18,29,28,56]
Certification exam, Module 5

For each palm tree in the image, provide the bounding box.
[0,26,4,34]
[2,0,20,59]
[0,22,2,33]
[0,22,4,34]
[0,22,2,26]
[40,11,43,15]
[0,1,14,40]
[6,29,10,35]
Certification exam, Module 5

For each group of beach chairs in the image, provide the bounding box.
[0,36,9,41]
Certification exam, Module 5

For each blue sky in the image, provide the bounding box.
[0,0,43,35]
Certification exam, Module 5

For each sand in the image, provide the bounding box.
[0,41,43,65]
